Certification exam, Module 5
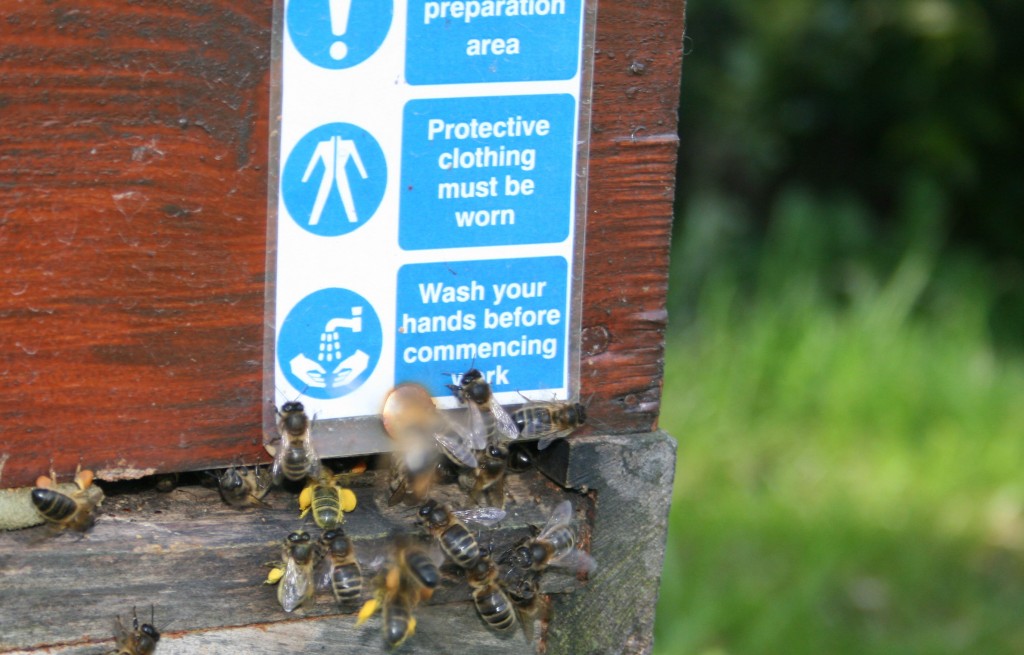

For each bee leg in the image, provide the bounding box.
[356,597,379,625]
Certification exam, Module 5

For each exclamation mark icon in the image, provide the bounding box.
[328,0,352,61]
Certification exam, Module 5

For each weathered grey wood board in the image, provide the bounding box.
[0,432,675,654]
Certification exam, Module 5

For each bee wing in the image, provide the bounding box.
[464,402,488,449]
[549,548,597,574]
[279,558,314,613]
[270,438,286,484]
[441,407,478,445]
[536,428,573,451]
[315,554,335,592]
[490,400,521,442]
[433,429,478,468]
[452,507,507,527]
[306,437,322,481]
[537,500,573,541]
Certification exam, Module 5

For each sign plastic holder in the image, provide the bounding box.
[263,0,598,458]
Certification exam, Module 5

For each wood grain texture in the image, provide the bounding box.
[578,1,686,437]
[0,1,273,487]
[0,434,676,654]
[0,0,685,486]
[0,466,584,653]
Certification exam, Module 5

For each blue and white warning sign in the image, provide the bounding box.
[396,257,568,397]
[400,95,575,250]
[269,0,590,441]
[282,122,387,237]
[278,288,383,399]
[406,0,583,84]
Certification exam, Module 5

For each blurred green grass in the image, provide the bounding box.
[653,193,1024,654]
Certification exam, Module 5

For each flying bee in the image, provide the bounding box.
[271,401,320,485]
[216,463,271,508]
[417,499,505,570]
[512,401,587,449]
[382,383,482,506]
[318,528,362,607]
[265,530,317,612]
[448,368,519,447]
[357,541,439,649]
[298,469,358,529]
[110,606,160,655]
[386,442,441,508]
[506,500,597,575]
[467,553,516,633]
[31,466,104,533]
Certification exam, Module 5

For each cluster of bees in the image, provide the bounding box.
[264,367,593,649]
[15,367,592,652]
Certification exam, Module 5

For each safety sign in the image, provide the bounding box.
[269,0,590,436]
[282,122,387,237]
[400,94,575,250]
[278,288,383,399]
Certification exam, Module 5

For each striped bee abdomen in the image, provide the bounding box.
[30,488,77,522]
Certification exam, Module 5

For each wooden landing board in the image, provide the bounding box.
[0,432,676,655]
[0,0,685,488]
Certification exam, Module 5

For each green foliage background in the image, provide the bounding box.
[654,1,1024,653]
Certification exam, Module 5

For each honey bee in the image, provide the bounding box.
[319,528,362,607]
[512,401,587,449]
[417,499,505,570]
[467,553,516,633]
[299,469,358,529]
[110,606,160,655]
[357,541,440,649]
[465,443,511,509]
[505,575,546,643]
[216,464,271,508]
[271,401,320,485]
[265,530,317,612]
[31,466,104,533]
[383,383,482,506]
[507,500,596,574]
[386,443,441,508]
[448,369,519,447]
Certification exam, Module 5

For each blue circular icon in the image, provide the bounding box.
[282,122,387,237]
[278,288,382,399]
[287,0,393,69]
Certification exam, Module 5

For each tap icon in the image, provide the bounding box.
[290,307,369,390]
[325,306,362,333]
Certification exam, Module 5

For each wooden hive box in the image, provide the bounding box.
[0,1,685,653]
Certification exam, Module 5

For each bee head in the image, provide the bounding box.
[141,624,160,642]
[508,447,533,472]
[219,467,243,491]
[418,500,447,526]
[322,528,351,553]
[288,531,315,561]
[513,544,537,568]
[572,403,587,424]
[280,403,309,436]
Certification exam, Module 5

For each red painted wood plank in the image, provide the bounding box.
[0,0,686,487]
